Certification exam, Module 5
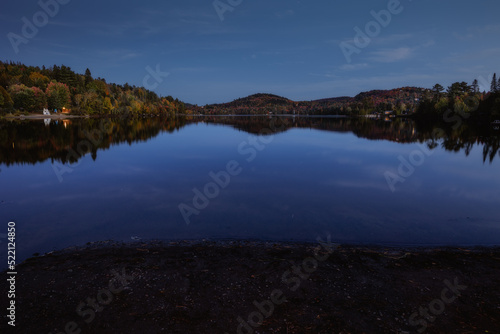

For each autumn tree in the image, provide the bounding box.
[103,97,113,113]
[32,87,47,110]
[0,60,186,117]
[81,91,100,114]
[0,86,13,110]
[73,93,83,110]
[28,72,50,90]
[46,82,71,110]
[87,79,109,97]
[9,84,36,110]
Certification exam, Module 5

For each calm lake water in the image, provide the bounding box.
[1,116,499,263]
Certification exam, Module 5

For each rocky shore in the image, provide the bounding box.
[1,240,499,333]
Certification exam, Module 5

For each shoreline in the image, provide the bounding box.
[2,240,499,333]
[3,113,87,120]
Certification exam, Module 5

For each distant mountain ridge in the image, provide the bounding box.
[200,87,430,116]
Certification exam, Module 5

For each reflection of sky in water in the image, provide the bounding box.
[1,123,500,263]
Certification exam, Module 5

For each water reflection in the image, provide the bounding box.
[1,116,499,166]
[0,115,499,264]
[0,116,187,166]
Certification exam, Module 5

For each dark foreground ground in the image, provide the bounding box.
[1,240,499,334]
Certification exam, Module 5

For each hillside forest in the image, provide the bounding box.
[0,61,499,119]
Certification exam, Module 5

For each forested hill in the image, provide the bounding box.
[0,61,188,116]
[201,87,431,116]
[202,93,294,114]
[2,61,497,118]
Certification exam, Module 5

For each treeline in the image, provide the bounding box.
[310,87,430,116]
[202,94,297,115]
[415,75,500,122]
[198,87,430,116]
[0,61,189,116]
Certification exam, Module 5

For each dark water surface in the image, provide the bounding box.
[1,116,499,263]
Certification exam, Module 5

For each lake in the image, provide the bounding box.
[1,116,499,264]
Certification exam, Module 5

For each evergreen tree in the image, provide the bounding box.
[447,82,464,98]
[58,65,77,87]
[492,73,498,93]
[472,79,479,93]
[84,68,93,87]
[459,82,471,93]
[51,65,60,81]
[432,84,444,99]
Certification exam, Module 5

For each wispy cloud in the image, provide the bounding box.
[276,9,294,19]
[324,179,388,191]
[308,72,340,79]
[454,24,500,40]
[444,47,500,63]
[79,20,164,37]
[422,40,436,48]
[121,53,141,60]
[171,67,217,73]
[92,48,143,61]
[339,63,369,71]
[453,32,474,41]
[373,33,413,45]
[369,47,413,63]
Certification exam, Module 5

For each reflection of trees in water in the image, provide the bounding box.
[482,138,500,163]
[0,117,186,166]
[194,117,500,163]
[417,120,500,164]
[1,116,499,165]
[198,116,421,143]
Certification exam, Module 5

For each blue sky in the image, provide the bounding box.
[1,0,499,105]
